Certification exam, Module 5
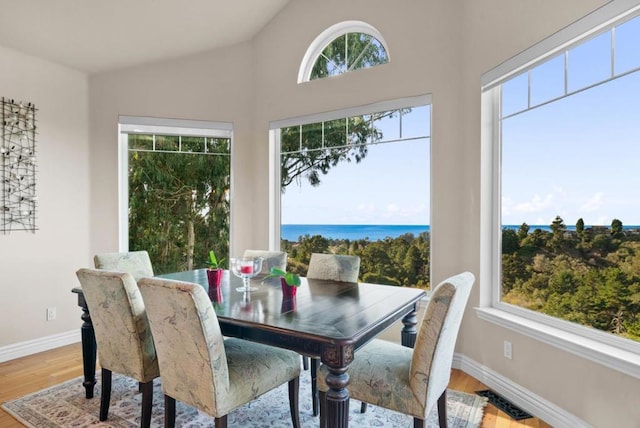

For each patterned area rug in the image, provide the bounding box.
[3,369,487,427]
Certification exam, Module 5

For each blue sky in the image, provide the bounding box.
[281,137,430,225]
[502,15,640,227]
[502,72,640,226]
[281,106,431,225]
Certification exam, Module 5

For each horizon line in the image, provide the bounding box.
[281,223,640,227]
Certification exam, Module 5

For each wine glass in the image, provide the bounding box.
[230,257,263,292]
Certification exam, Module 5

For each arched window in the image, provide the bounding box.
[298,21,389,83]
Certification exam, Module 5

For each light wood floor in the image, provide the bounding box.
[0,343,551,427]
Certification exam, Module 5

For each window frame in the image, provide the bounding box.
[478,1,640,379]
[268,95,431,251]
[118,115,234,253]
[297,20,389,83]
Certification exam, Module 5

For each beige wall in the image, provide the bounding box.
[0,46,90,347]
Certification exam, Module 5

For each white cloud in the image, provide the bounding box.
[386,203,400,213]
[580,192,604,212]
[356,203,376,213]
[513,193,554,213]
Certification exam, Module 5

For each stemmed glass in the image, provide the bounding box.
[230,257,263,292]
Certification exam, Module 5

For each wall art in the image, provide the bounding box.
[1,97,37,233]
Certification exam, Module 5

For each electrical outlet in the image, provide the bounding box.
[503,340,512,359]
[46,307,56,321]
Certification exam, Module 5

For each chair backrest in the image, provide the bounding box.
[94,251,154,281]
[409,271,474,417]
[75,268,158,382]
[138,277,229,416]
[243,249,287,274]
[306,253,360,282]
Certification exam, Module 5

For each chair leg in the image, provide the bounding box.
[319,391,327,428]
[414,417,425,428]
[311,358,319,416]
[140,380,154,428]
[437,389,448,428]
[164,395,176,428]
[288,376,301,428]
[214,415,228,428]
[99,368,112,421]
[302,355,309,370]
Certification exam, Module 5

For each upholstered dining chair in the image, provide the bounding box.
[306,252,361,416]
[93,250,154,281]
[242,249,287,274]
[306,252,360,283]
[75,268,160,428]
[138,277,301,428]
[317,271,475,428]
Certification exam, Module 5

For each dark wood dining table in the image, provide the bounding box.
[72,269,425,428]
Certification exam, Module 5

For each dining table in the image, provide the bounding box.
[72,269,426,428]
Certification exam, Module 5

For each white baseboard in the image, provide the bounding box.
[0,330,80,363]
[452,353,592,428]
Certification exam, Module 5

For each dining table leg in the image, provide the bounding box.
[401,302,419,348]
[322,343,353,428]
[73,290,97,399]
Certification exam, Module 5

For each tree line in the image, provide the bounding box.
[281,215,640,343]
[501,216,640,342]
[281,232,431,289]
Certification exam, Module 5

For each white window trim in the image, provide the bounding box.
[268,95,432,252]
[479,1,640,380]
[268,128,281,250]
[297,20,389,83]
[117,115,234,253]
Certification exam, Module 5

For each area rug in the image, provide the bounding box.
[3,369,487,427]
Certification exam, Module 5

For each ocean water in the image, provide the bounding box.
[281,224,429,241]
[281,224,640,242]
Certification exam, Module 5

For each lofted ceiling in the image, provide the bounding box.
[0,0,290,74]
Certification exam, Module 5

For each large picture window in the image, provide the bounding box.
[270,96,431,289]
[119,117,231,274]
[481,3,640,374]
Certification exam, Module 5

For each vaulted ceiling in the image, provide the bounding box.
[0,0,290,74]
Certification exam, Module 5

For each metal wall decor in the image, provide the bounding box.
[1,97,37,233]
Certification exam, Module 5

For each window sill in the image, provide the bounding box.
[475,307,640,379]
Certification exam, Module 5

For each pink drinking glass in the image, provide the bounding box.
[230,257,263,292]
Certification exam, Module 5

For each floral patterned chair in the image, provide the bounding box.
[305,253,361,416]
[317,271,475,428]
[75,268,160,428]
[93,250,154,281]
[242,249,287,274]
[306,253,360,283]
[138,277,301,428]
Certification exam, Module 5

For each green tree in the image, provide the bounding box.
[128,135,230,274]
[280,110,407,190]
[549,215,567,250]
[521,228,547,251]
[403,245,422,286]
[310,32,388,80]
[502,228,519,254]
[296,235,330,265]
[517,223,530,243]
[611,218,624,237]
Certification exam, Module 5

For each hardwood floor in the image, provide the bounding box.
[0,343,552,427]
